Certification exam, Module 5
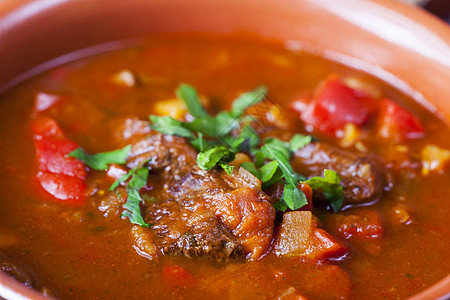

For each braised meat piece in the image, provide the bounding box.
[144,200,244,260]
[111,118,275,260]
[126,133,198,172]
[112,116,197,171]
[292,142,383,204]
[163,167,275,259]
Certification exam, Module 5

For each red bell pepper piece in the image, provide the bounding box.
[275,211,349,260]
[34,139,86,179]
[298,182,313,212]
[305,228,349,260]
[162,265,196,286]
[31,116,67,140]
[36,172,86,206]
[335,209,384,239]
[377,98,425,141]
[32,116,87,205]
[294,78,376,135]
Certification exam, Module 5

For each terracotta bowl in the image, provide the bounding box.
[0,0,449,299]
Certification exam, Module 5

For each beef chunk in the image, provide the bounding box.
[208,188,275,259]
[111,118,275,261]
[154,167,276,260]
[163,167,275,259]
[126,133,197,172]
[143,199,244,260]
[293,142,383,204]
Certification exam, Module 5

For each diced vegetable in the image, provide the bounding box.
[211,187,275,260]
[31,116,67,140]
[343,77,382,99]
[339,123,361,148]
[264,104,290,129]
[154,98,187,120]
[330,209,384,239]
[297,183,313,212]
[230,166,262,191]
[305,228,349,260]
[111,69,136,87]
[131,225,157,259]
[275,211,314,256]
[229,153,252,168]
[377,99,424,141]
[421,144,450,175]
[162,265,196,286]
[275,211,348,260]
[295,78,376,135]
[35,139,86,179]
[36,172,86,206]
[32,117,87,205]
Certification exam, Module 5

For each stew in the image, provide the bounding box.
[0,35,449,299]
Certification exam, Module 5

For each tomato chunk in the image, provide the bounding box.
[275,211,349,260]
[32,117,87,205]
[34,139,86,179]
[31,116,67,140]
[298,182,313,212]
[295,78,376,135]
[162,265,196,286]
[305,228,349,260]
[37,172,86,206]
[329,209,384,239]
[377,98,424,141]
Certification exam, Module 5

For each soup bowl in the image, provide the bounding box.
[0,0,449,299]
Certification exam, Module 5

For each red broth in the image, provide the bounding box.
[0,35,449,299]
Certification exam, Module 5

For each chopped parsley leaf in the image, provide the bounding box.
[68,145,131,170]
[121,166,150,227]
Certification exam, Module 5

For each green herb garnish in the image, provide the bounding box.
[304,169,344,212]
[68,145,131,170]
[176,83,209,119]
[149,115,195,139]
[108,161,151,227]
[121,166,150,227]
[69,145,151,226]
[148,84,343,212]
[197,146,236,175]
[149,84,267,174]
[258,141,308,210]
